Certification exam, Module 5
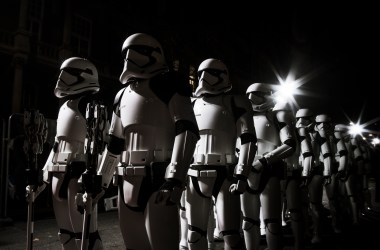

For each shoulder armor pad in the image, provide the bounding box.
[113,88,126,115]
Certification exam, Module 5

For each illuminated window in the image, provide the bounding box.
[189,65,196,92]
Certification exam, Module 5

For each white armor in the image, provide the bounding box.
[335,124,364,226]
[241,83,297,250]
[186,58,256,250]
[39,57,103,249]
[97,33,199,250]
[315,114,345,234]
[278,104,313,250]
[295,108,323,244]
[314,114,334,178]
[295,111,314,179]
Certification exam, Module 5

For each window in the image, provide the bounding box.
[28,0,44,41]
[71,14,92,57]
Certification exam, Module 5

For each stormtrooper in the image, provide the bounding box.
[185,58,257,250]
[242,83,297,250]
[314,114,346,234]
[25,57,104,249]
[334,123,364,226]
[295,110,335,244]
[96,33,200,250]
[280,104,314,250]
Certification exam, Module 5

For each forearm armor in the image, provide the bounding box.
[235,135,257,178]
[336,139,348,172]
[320,139,333,176]
[299,127,313,177]
[165,130,198,184]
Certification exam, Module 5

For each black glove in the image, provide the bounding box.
[336,170,347,181]
[229,176,248,195]
[75,188,105,214]
[155,179,183,205]
[299,177,309,188]
[25,182,47,203]
[323,175,331,186]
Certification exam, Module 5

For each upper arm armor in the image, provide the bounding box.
[232,95,256,138]
[336,139,348,157]
[262,109,297,165]
[168,93,199,138]
[298,127,313,156]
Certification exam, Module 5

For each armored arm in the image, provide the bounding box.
[253,109,297,171]
[335,131,348,174]
[231,96,257,193]
[158,93,199,204]
[97,114,123,189]
[298,126,314,178]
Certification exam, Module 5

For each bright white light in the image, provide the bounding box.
[274,78,297,104]
[372,138,380,145]
[349,123,363,136]
[276,82,296,102]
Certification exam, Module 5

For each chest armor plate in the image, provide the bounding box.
[119,82,175,150]
[120,83,173,130]
[193,96,237,158]
[193,97,236,136]
[56,101,86,143]
[254,113,280,145]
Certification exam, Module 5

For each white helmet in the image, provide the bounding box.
[335,124,349,135]
[194,58,231,97]
[295,108,314,119]
[54,57,99,98]
[295,108,314,128]
[119,33,168,84]
[246,83,276,112]
[314,114,333,136]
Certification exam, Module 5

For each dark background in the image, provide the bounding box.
[1,1,379,131]
[92,1,380,132]
[1,0,380,224]
[181,2,380,132]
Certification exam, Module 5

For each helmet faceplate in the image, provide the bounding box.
[54,57,99,98]
[119,33,168,84]
[295,108,314,128]
[315,114,332,135]
[246,83,276,112]
[194,58,231,97]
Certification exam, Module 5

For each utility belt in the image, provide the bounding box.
[115,149,173,178]
[116,165,146,177]
[120,149,172,166]
[188,165,234,179]
[187,165,235,197]
[115,162,169,182]
[187,166,218,178]
[47,152,86,172]
[116,161,169,207]
[193,153,236,165]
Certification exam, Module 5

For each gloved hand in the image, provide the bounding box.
[299,177,309,188]
[25,182,47,203]
[323,175,331,186]
[229,177,248,195]
[155,179,183,205]
[336,170,347,181]
[75,188,105,214]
